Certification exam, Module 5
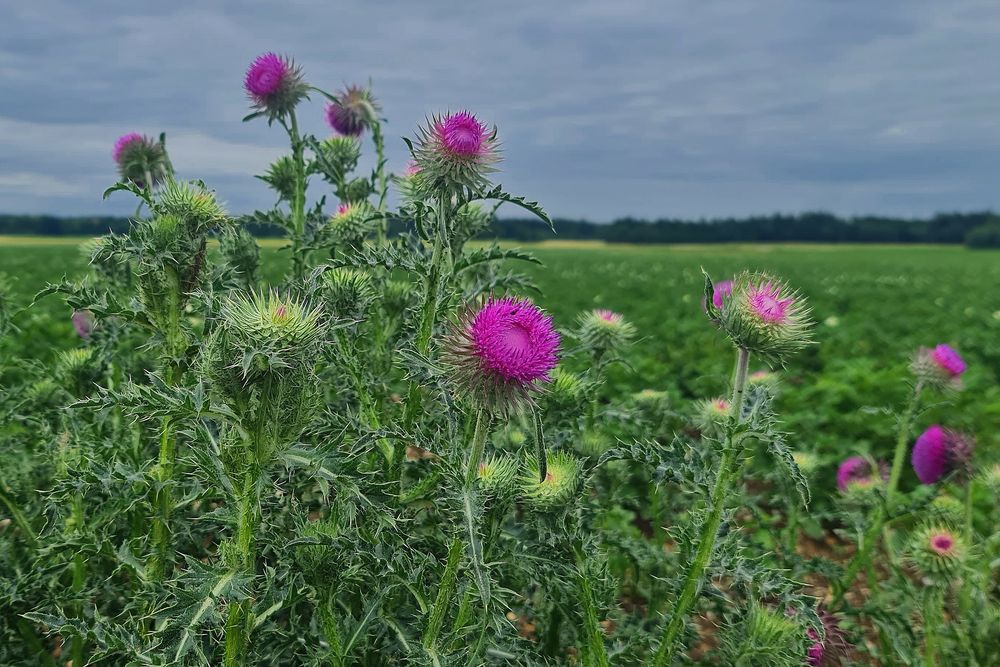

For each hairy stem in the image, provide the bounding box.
[70,493,86,667]
[465,407,492,487]
[287,110,308,281]
[372,120,389,242]
[224,473,260,667]
[533,408,547,482]
[652,346,750,666]
[575,546,610,667]
[423,538,464,658]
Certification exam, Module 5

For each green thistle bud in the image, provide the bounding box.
[713,271,813,365]
[257,156,299,202]
[543,367,588,412]
[293,517,341,577]
[313,136,361,184]
[477,455,520,498]
[342,178,374,203]
[381,280,416,318]
[748,369,780,389]
[928,494,965,527]
[694,396,731,432]
[520,451,583,509]
[575,309,636,356]
[155,179,227,233]
[906,524,966,582]
[57,348,102,392]
[632,388,669,409]
[980,462,1000,495]
[328,201,377,246]
[723,603,803,667]
[321,268,375,320]
[219,226,260,288]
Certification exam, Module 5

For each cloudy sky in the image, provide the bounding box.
[2,0,999,221]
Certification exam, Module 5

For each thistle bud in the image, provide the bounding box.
[723,603,801,667]
[906,525,966,581]
[477,455,520,498]
[57,348,102,393]
[911,425,974,485]
[716,272,813,365]
[519,451,583,509]
[257,156,299,202]
[413,111,500,193]
[805,606,848,667]
[982,463,1000,495]
[293,517,341,576]
[244,52,308,119]
[836,455,888,493]
[747,369,779,389]
[912,344,967,391]
[325,85,379,137]
[575,309,636,356]
[313,136,362,184]
[112,132,169,188]
[321,268,375,320]
[395,161,425,203]
[694,397,731,432]
[928,494,965,526]
[71,309,95,340]
[155,179,227,232]
[442,296,559,415]
[542,367,588,413]
[328,201,377,246]
[702,278,733,313]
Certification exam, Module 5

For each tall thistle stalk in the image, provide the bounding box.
[654,271,812,665]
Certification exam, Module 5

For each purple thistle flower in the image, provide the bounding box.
[413,111,500,190]
[112,133,144,164]
[594,309,622,324]
[243,52,306,117]
[435,111,491,158]
[931,344,966,377]
[911,425,974,484]
[244,53,287,102]
[747,281,794,324]
[806,607,848,667]
[72,309,95,340]
[444,296,559,414]
[836,455,887,492]
[325,85,379,136]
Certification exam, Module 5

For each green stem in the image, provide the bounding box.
[70,493,86,667]
[833,381,923,606]
[403,192,451,431]
[465,408,492,487]
[0,486,37,548]
[576,546,610,667]
[372,120,389,242]
[423,538,463,657]
[287,110,308,281]
[533,407,547,482]
[652,347,750,666]
[224,473,260,667]
[923,589,939,666]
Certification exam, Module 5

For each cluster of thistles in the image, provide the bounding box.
[444,295,559,415]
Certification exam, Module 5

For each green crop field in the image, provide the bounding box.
[4,236,998,503]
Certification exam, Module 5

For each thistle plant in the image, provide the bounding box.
[653,270,814,665]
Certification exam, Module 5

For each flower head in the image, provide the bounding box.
[836,455,887,492]
[443,296,559,414]
[929,494,965,526]
[575,308,636,354]
[694,397,731,433]
[325,85,379,136]
[911,425,974,484]
[913,344,967,390]
[806,606,848,667]
[520,451,583,509]
[112,132,169,188]
[328,201,376,246]
[712,279,733,309]
[906,524,966,581]
[72,309,95,340]
[412,111,500,192]
[715,271,813,365]
[244,52,307,118]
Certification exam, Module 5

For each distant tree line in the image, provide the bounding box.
[2,211,999,247]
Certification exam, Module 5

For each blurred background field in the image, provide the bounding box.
[3,237,998,506]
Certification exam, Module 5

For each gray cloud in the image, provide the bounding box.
[1,0,999,220]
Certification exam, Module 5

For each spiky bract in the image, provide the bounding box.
[321,268,376,320]
[520,451,583,509]
[328,201,377,246]
[325,85,379,136]
[912,344,967,390]
[257,156,299,202]
[715,272,813,365]
[412,111,500,193]
[906,524,966,581]
[477,455,520,498]
[244,52,308,119]
[721,603,803,667]
[443,296,559,415]
[575,308,636,355]
[313,136,362,185]
[155,179,227,233]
